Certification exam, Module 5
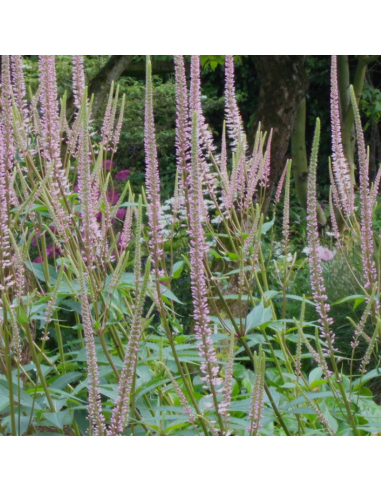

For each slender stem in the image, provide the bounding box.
[240,337,291,436]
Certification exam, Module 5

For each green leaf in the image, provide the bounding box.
[309,367,323,385]
[160,285,184,304]
[172,261,184,279]
[50,372,83,390]
[209,249,222,259]
[25,261,59,284]
[261,219,275,234]
[286,295,316,306]
[264,290,279,301]
[245,303,272,332]
[332,294,365,308]
[226,252,239,261]
[44,410,73,430]
[353,368,381,389]
[0,380,41,410]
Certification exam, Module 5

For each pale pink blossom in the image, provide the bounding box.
[316,246,336,262]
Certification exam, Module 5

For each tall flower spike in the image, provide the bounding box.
[259,129,272,188]
[282,161,292,254]
[144,56,164,272]
[38,56,70,188]
[350,85,377,291]
[330,56,354,216]
[371,164,381,208]
[77,91,100,265]
[119,205,133,252]
[248,346,265,436]
[101,83,114,149]
[39,56,71,242]
[9,231,26,301]
[244,128,264,209]
[189,56,215,154]
[101,83,121,151]
[225,55,245,150]
[219,331,235,429]
[78,260,106,436]
[225,147,239,211]
[174,55,191,196]
[274,161,289,206]
[1,56,15,171]
[220,122,229,192]
[189,110,223,430]
[189,55,218,206]
[11,55,28,126]
[111,94,125,153]
[108,258,151,436]
[1,56,20,210]
[72,56,85,110]
[226,137,246,211]
[328,162,341,241]
[161,364,196,426]
[0,123,13,287]
[306,119,335,353]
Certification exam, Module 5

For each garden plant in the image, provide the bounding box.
[0,55,380,436]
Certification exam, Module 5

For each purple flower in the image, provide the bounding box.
[103,160,112,171]
[116,208,126,220]
[112,208,126,224]
[106,190,120,206]
[115,169,130,181]
[30,232,40,247]
[46,245,60,258]
[30,226,56,247]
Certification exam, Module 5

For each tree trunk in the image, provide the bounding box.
[252,56,309,207]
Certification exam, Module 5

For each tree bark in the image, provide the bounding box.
[252,56,309,201]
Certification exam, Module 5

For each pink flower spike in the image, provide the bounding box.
[174,55,191,195]
[330,56,354,217]
[225,55,245,149]
[144,56,164,270]
[72,55,85,110]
